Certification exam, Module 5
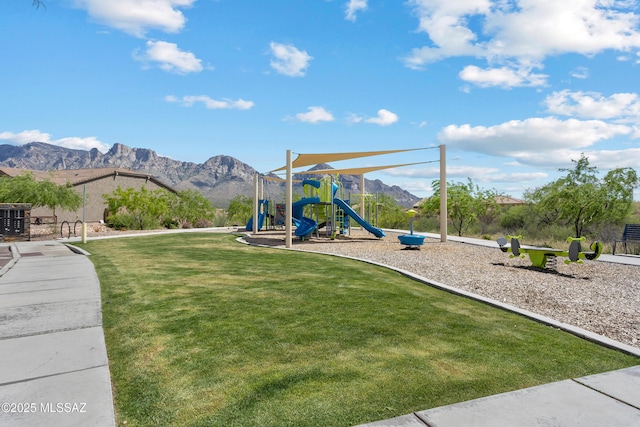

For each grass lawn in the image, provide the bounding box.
[77,233,639,427]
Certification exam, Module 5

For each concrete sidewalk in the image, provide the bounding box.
[356,366,640,426]
[0,241,115,427]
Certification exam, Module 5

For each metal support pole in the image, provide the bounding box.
[285,150,293,248]
[260,176,264,200]
[360,174,365,220]
[440,144,447,242]
[253,173,259,235]
[81,185,87,243]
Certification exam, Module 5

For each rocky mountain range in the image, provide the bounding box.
[0,142,420,208]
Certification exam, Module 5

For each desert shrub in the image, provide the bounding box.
[499,205,527,232]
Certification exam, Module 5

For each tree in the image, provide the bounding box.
[0,172,82,218]
[32,1,45,9]
[375,193,407,229]
[499,204,527,231]
[420,178,498,237]
[524,155,639,237]
[104,187,219,230]
[103,186,171,230]
[226,195,253,226]
[167,189,216,228]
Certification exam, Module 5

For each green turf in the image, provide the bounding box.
[76,233,638,427]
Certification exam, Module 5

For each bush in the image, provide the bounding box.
[414,216,440,233]
[107,212,162,231]
[499,205,527,232]
[104,187,217,230]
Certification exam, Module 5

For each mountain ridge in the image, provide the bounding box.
[0,142,421,208]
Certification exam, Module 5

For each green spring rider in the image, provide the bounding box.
[497,235,603,268]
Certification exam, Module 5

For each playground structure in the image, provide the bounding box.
[497,235,603,268]
[246,176,385,239]
[247,146,447,248]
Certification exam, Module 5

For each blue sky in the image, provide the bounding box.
[2,0,640,199]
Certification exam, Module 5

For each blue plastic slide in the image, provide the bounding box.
[292,197,320,237]
[333,198,385,238]
[294,216,318,237]
[246,200,268,231]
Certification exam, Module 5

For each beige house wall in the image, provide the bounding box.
[31,175,172,224]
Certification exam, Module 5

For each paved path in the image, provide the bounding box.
[0,241,115,427]
[355,366,640,426]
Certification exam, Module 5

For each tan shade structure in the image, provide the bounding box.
[271,148,428,172]
[292,161,436,176]
[257,146,446,248]
[261,175,301,183]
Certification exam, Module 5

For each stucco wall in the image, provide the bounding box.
[31,174,172,224]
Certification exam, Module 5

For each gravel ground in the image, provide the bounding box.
[244,229,640,350]
[29,224,640,349]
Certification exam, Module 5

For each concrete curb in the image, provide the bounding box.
[0,243,20,277]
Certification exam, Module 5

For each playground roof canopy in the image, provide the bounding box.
[270,147,429,172]
[292,161,436,176]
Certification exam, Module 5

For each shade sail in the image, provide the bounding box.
[270,148,428,172]
[292,161,435,176]
[261,175,301,183]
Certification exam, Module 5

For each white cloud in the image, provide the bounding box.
[404,1,640,88]
[570,66,589,79]
[459,65,548,88]
[269,42,313,77]
[485,1,640,58]
[165,95,254,110]
[134,40,203,74]
[345,113,363,124]
[568,147,640,169]
[389,179,434,196]
[402,0,491,70]
[72,0,194,37]
[544,90,640,122]
[388,164,548,181]
[365,109,399,126]
[347,109,399,126]
[437,116,635,167]
[294,106,335,123]
[0,130,110,152]
[345,0,368,22]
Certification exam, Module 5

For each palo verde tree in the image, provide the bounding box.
[226,195,253,226]
[166,189,216,228]
[0,172,82,219]
[103,186,171,230]
[104,187,217,230]
[375,193,408,229]
[420,178,498,237]
[524,154,639,237]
